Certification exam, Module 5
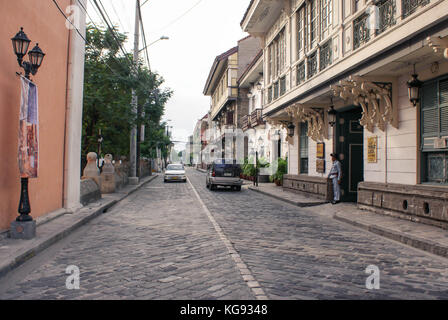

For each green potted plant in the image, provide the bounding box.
[270,157,287,186]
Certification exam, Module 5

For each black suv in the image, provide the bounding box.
[206,159,243,191]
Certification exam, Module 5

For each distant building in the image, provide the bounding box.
[203,36,262,161]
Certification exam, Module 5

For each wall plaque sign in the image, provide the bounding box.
[316,142,325,159]
[316,159,325,173]
[367,136,378,163]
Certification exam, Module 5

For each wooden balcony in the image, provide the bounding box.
[250,109,264,127]
[242,114,251,131]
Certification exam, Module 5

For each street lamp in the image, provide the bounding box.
[138,36,169,53]
[11,28,45,79]
[11,28,45,224]
[407,65,423,107]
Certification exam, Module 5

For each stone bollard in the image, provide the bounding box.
[81,152,101,188]
[100,154,116,194]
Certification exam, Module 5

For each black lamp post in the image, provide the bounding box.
[11,28,45,223]
[11,28,45,80]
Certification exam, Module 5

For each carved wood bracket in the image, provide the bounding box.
[331,76,395,133]
[286,103,328,142]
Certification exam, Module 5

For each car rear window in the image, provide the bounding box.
[167,165,183,170]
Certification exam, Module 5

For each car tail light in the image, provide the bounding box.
[212,171,216,177]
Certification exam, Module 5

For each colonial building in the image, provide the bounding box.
[0,1,86,232]
[241,0,448,228]
[238,50,288,170]
[203,36,261,161]
[192,113,209,169]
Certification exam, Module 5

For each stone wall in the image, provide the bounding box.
[358,182,448,229]
[283,174,332,201]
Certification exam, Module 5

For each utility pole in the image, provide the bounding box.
[129,0,140,185]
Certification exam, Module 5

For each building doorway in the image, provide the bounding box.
[335,106,364,202]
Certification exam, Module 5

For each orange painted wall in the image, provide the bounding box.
[0,0,72,230]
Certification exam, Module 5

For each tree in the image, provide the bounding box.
[81,24,172,171]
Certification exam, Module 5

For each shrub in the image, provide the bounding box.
[270,157,288,182]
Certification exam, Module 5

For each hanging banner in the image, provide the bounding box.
[18,76,39,178]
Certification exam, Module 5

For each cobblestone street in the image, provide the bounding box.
[1,168,448,300]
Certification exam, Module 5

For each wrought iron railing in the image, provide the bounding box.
[319,40,332,71]
[376,0,396,35]
[280,76,286,96]
[297,62,305,85]
[353,13,371,50]
[307,52,318,78]
[402,0,430,19]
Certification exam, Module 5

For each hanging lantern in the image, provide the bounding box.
[287,122,295,137]
[328,105,337,127]
[407,65,423,107]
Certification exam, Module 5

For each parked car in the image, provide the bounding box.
[164,164,186,183]
[206,159,243,191]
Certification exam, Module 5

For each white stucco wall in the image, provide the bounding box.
[364,75,417,185]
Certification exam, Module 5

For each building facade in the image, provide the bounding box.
[0,0,86,231]
[241,0,448,228]
[238,50,289,170]
[203,36,262,162]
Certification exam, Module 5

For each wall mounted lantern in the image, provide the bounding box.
[328,105,337,127]
[12,27,45,79]
[407,64,423,107]
[287,122,295,137]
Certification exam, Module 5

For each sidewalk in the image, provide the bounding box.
[247,183,448,259]
[248,183,327,207]
[0,174,158,279]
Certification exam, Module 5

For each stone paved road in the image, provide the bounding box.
[0,174,254,300]
[188,169,448,300]
[1,168,448,300]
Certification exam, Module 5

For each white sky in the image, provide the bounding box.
[87,0,251,150]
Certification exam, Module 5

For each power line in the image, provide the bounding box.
[155,0,204,32]
[138,4,151,70]
[91,0,138,73]
[52,0,87,42]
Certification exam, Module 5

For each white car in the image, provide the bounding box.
[164,164,187,183]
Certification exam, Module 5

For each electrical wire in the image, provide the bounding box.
[138,3,151,70]
[155,0,203,32]
[52,0,87,42]
[92,0,138,74]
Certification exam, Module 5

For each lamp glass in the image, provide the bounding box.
[28,43,45,69]
[287,123,295,137]
[11,28,31,58]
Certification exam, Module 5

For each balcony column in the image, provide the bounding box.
[395,0,402,23]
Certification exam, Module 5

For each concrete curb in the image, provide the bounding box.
[333,212,448,259]
[0,175,158,279]
[196,168,207,173]
[248,186,328,207]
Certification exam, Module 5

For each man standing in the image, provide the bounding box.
[328,153,342,204]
